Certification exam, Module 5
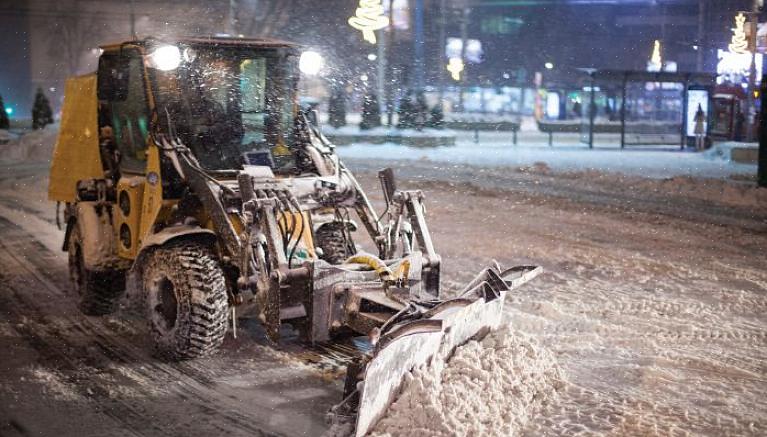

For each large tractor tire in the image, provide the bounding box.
[315,222,353,265]
[142,241,228,360]
[68,226,126,316]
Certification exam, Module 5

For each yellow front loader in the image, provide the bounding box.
[48,36,541,435]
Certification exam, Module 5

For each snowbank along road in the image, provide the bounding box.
[1,132,766,436]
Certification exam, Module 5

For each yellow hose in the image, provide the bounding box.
[395,259,410,285]
[345,253,394,282]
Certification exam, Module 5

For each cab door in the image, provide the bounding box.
[98,49,154,259]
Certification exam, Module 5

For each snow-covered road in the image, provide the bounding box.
[351,163,766,436]
[1,129,765,436]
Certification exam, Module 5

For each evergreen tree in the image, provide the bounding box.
[427,103,444,129]
[32,88,53,130]
[397,90,415,130]
[359,90,382,130]
[413,91,429,130]
[327,84,347,129]
[0,94,9,130]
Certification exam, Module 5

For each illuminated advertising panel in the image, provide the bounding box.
[686,89,709,136]
[717,49,763,85]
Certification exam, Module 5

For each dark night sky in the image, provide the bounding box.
[0,0,759,116]
[0,2,31,117]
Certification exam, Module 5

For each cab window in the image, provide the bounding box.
[99,51,150,173]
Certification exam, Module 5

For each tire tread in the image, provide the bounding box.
[144,242,228,360]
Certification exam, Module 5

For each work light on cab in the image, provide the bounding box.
[148,45,182,71]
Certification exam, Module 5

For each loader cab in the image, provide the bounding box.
[148,42,301,173]
[94,37,302,258]
[96,38,301,176]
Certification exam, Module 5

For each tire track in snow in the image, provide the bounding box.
[0,215,331,437]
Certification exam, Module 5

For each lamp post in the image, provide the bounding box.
[760,73,767,187]
[457,7,469,112]
[696,0,705,71]
[413,0,425,90]
[129,0,136,39]
[438,0,447,103]
[737,2,762,142]
[386,0,395,126]
[746,10,758,142]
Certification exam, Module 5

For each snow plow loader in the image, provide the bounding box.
[47,36,541,436]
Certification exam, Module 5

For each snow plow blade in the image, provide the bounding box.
[336,265,542,437]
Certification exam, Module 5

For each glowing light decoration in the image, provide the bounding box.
[717,49,762,85]
[685,89,709,136]
[348,0,389,45]
[651,40,662,65]
[729,12,748,54]
[447,57,464,81]
[647,39,663,72]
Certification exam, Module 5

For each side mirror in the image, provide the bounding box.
[378,168,397,205]
[300,101,320,127]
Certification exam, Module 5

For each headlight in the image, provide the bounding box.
[299,51,324,76]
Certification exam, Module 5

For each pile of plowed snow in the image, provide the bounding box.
[0,129,15,145]
[370,324,563,437]
[0,125,57,162]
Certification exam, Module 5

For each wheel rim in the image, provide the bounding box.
[152,277,178,331]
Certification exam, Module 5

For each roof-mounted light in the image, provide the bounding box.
[148,45,182,71]
[299,50,324,76]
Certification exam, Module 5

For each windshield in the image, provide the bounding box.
[150,47,298,171]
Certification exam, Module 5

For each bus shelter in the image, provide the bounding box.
[583,70,717,149]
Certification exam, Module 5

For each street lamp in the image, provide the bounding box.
[544,62,554,70]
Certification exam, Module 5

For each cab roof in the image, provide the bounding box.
[100,35,300,52]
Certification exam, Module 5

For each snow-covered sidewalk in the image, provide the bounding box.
[335,130,757,179]
[1,125,757,180]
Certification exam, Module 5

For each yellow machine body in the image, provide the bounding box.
[48,74,104,202]
[114,177,144,258]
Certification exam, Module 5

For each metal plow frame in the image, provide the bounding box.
[351,265,542,437]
